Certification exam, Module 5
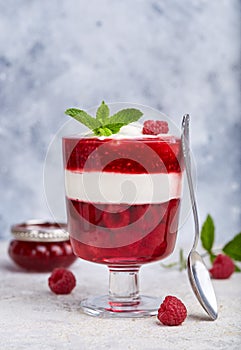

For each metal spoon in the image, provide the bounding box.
[181,114,218,320]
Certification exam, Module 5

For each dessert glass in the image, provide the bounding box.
[62,111,184,317]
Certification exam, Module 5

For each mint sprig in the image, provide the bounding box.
[201,215,241,269]
[65,101,143,136]
[162,214,241,272]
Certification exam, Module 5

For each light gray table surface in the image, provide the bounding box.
[0,241,240,350]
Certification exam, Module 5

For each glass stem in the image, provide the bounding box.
[108,266,140,305]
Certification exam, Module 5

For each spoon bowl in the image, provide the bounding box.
[187,251,218,320]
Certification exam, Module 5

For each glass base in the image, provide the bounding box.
[80,295,162,318]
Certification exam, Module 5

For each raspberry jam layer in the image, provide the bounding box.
[63,137,184,174]
[67,199,180,265]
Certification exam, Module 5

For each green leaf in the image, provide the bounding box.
[161,262,178,269]
[209,252,216,264]
[234,264,241,272]
[201,214,215,253]
[107,108,143,126]
[105,123,124,134]
[65,104,143,136]
[94,127,112,137]
[96,101,110,125]
[65,108,100,130]
[222,232,241,261]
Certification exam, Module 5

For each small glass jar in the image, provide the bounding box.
[8,220,77,272]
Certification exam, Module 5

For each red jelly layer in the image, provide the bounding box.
[8,240,77,272]
[66,199,180,265]
[63,137,184,174]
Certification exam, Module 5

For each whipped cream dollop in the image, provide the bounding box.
[79,122,174,140]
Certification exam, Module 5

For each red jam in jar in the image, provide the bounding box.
[8,220,77,272]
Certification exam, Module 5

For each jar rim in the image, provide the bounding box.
[11,220,69,242]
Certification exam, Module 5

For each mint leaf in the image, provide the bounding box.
[94,126,112,137]
[96,101,110,125]
[234,264,241,272]
[222,232,241,261]
[94,123,125,136]
[65,108,100,130]
[161,262,178,269]
[210,252,216,264]
[201,214,215,253]
[107,108,143,127]
[65,103,143,136]
[105,123,124,134]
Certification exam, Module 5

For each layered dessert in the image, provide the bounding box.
[63,121,184,265]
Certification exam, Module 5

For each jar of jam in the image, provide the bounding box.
[8,220,77,272]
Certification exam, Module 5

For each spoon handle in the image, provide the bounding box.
[181,115,199,250]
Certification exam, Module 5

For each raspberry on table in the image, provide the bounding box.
[48,268,76,294]
[157,296,187,326]
[142,120,169,135]
[209,254,235,279]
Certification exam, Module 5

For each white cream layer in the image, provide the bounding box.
[65,170,182,204]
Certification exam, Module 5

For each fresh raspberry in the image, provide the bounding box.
[209,254,235,279]
[48,268,76,294]
[157,296,187,326]
[142,120,169,135]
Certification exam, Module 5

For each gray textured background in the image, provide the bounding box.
[0,0,240,248]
